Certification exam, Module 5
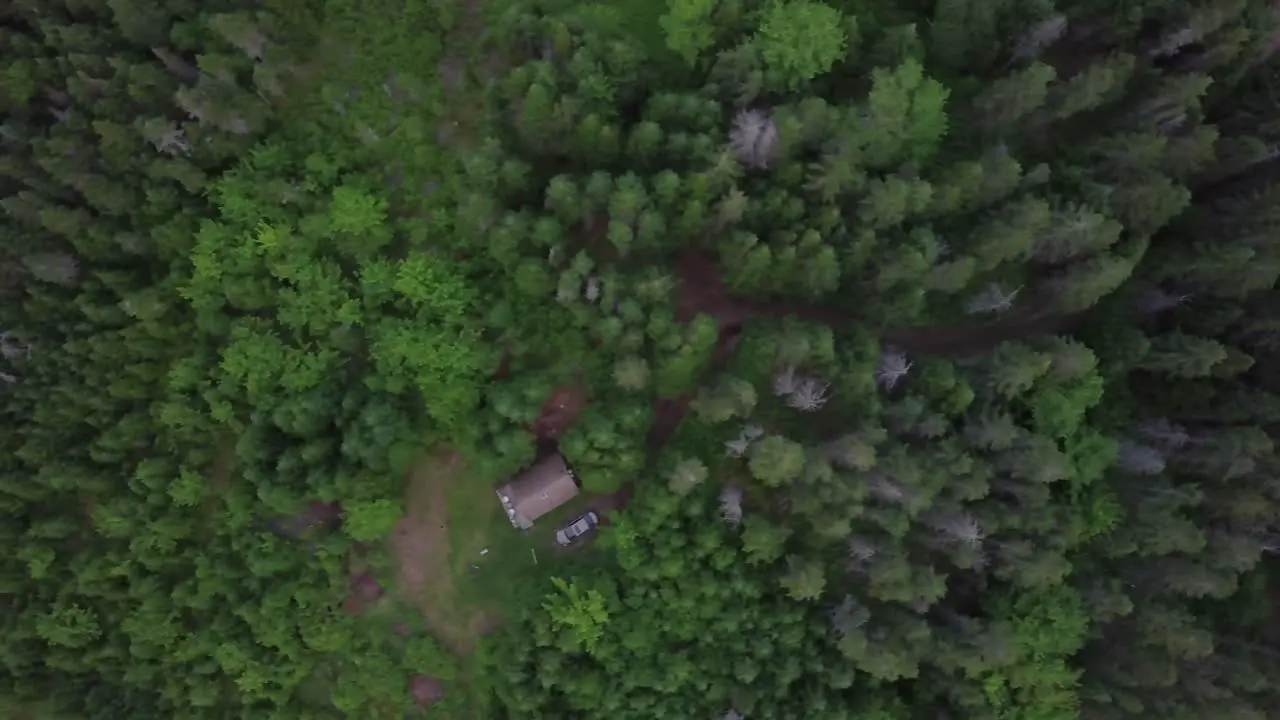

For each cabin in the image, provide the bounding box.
[495,453,580,529]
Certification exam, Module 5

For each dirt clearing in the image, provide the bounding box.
[393,450,495,654]
[532,382,589,440]
[411,674,446,708]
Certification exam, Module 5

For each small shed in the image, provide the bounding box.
[496,454,579,529]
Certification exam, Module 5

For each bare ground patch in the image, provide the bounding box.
[272,500,343,539]
[392,451,495,654]
[532,382,589,440]
[342,567,385,616]
[592,481,636,517]
[677,248,756,329]
[410,674,446,708]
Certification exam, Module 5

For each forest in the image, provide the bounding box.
[4,0,1280,717]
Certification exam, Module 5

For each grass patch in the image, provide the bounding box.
[450,478,604,615]
[387,448,607,717]
[394,449,604,655]
[274,0,631,712]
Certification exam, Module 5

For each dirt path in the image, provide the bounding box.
[646,326,743,447]
[393,451,477,654]
[394,452,454,603]
[532,382,589,440]
[885,307,1083,357]
[641,250,1084,449]
[676,249,1080,358]
[435,0,498,145]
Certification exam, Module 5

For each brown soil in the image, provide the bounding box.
[475,612,502,637]
[592,482,636,517]
[492,352,513,381]
[391,451,496,654]
[392,454,454,617]
[532,382,589,440]
[353,571,384,601]
[676,249,756,329]
[648,394,694,448]
[303,500,344,526]
[341,562,387,616]
[410,675,446,707]
[273,500,344,539]
[885,307,1083,357]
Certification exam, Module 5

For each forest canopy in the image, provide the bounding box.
[4,0,1280,718]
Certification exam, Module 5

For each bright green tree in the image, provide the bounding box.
[755,0,849,89]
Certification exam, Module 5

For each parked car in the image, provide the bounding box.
[555,511,599,546]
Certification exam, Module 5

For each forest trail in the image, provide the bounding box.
[643,251,1080,450]
[647,326,743,447]
[394,450,482,655]
[677,249,1080,358]
[208,436,237,490]
[434,0,498,148]
[532,382,589,440]
[884,308,1083,356]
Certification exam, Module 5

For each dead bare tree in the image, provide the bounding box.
[720,486,744,525]
[966,283,1021,315]
[828,595,870,638]
[1138,418,1193,450]
[772,365,798,396]
[876,350,912,390]
[926,512,986,549]
[1116,439,1167,475]
[847,535,878,571]
[729,109,780,169]
[724,425,763,457]
[1013,15,1068,60]
[786,377,830,412]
